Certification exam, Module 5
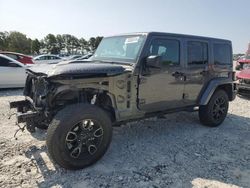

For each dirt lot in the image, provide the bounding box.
[0,89,249,188]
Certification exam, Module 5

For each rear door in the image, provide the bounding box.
[183,40,210,105]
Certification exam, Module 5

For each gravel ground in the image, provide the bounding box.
[0,89,249,188]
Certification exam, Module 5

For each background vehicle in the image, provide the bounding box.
[75,53,93,60]
[67,55,83,60]
[10,32,237,170]
[0,51,34,64]
[0,54,27,88]
[56,59,91,66]
[236,55,250,70]
[237,69,250,96]
[57,54,70,58]
[33,54,64,64]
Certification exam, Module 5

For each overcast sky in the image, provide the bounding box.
[0,0,249,53]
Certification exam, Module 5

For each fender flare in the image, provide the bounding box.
[199,78,235,105]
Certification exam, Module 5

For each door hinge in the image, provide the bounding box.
[139,99,146,105]
[182,93,189,99]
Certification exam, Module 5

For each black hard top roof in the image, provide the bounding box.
[108,31,231,43]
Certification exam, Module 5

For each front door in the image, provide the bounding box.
[138,37,185,112]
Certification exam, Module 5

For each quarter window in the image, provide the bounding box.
[213,43,231,65]
[188,41,208,65]
[149,39,180,65]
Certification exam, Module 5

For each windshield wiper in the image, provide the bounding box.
[96,60,134,66]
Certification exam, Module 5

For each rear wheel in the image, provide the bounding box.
[46,104,112,170]
[199,89,229,127]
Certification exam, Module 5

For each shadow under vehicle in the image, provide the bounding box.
[10,32,237,170]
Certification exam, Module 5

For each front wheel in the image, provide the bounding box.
[199,89,229,127]
[46,104,112,170]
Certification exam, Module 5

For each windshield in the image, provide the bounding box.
[92,35,145,63]
[246,55,250,59]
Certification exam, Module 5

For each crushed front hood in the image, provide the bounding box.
[27,61,130,78]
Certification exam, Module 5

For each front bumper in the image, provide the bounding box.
[10,99,40,124]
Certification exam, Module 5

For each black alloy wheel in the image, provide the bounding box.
[199,89,229,127]
[65,119,104,159]
[46,104,112,170]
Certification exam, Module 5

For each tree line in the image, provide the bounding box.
[0,31,103,55]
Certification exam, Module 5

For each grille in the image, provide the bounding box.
[30,77,48,107]
[35,78,47,96]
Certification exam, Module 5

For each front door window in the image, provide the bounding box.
[149,39,180,66]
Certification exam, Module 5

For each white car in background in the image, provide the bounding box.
[33,54,64,64]
[0,54,28,88]
[75,53,93,60]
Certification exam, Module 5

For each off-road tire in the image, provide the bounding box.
[46,103,112,170]
[199,89,229,127]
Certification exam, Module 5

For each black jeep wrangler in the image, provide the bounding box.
[10,32,237,170]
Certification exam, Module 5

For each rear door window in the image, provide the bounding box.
[187,41,208,65]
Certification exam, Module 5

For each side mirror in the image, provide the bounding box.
[146,55,162,69]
